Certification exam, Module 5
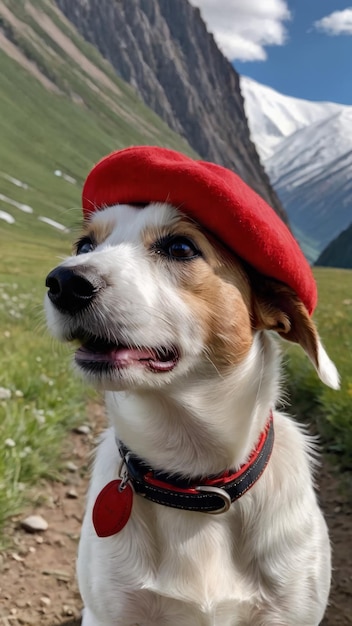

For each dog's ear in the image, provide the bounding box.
[251,277,340,390]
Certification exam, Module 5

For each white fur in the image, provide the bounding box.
[316,340,340,390]
[45,204,336,626]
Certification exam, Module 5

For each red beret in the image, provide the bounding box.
[82,146,317,314]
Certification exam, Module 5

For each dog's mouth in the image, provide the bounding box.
[74,335,179,373]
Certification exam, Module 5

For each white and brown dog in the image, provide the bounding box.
[45,147,339,626]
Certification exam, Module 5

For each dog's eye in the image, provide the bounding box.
[168,238,199,259]
[76,237,95,255]
[160,236,200,260]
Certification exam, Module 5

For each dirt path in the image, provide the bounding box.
[0,403,351,626]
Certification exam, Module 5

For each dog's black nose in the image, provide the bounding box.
[45,266,105,313]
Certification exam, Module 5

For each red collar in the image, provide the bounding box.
[92,413,274,537]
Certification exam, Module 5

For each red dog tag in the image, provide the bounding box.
[92,480,133,537]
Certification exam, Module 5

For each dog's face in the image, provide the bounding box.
[45,203,339,392]
[45,203,255,390]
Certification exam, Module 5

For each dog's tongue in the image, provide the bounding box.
[75,345,176,372]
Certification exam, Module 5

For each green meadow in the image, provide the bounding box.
[0,0,351,542]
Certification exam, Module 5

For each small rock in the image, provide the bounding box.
[74,424,90,435]
[21,515,48,533]
[66,488,78,499]
[28,546,36,553]
[18,613,36,625]
[11,552,24,562]
[40,596,51,607]
[63,605,74,616]
[16,599,27,609]
[66,461,78,472]
[42,568,71,582]
[35,535,44,544]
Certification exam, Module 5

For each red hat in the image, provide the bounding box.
[82,146,317,314]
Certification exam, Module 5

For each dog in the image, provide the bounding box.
[45,147,339,626]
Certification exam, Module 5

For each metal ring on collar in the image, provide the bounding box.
[196,485,232,514]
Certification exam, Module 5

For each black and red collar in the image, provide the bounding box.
[93,413,274,536]
[118,412,274,515]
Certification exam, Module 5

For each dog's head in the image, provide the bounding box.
[45,200,339,392]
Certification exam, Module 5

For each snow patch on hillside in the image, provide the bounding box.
[54,170,77,185]
[0,194,33,213]
[0,210,15,224]
[38,216,69,232]
[0,172,29,189]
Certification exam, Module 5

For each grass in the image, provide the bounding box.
[0,235,88,535]
[0,288,81,529]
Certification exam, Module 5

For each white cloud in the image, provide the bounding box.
[314,8,352,36]
[189,0,291,61]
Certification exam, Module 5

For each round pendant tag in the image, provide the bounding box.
[92,479,133,537]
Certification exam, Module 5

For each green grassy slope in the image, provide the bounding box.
[0,0,197,538]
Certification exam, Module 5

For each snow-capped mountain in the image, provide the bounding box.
[240,77,352,261]
[240,76,343,160]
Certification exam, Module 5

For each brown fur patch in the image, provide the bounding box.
[250,275,319,369]
[143,217,254,370]
[81,215,115,246]
[180,257,254,370]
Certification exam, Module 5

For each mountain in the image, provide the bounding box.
[0,0,285,254]
[52,0,286,222]
[240,76,343,161]
[266,111,352,258]
[241,77,352,262]
[0,0,197,244]
[316,223,352,269]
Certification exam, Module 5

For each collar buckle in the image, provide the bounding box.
[118,453,132,493]
[196,485,232,514]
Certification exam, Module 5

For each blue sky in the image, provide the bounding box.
[190,1,352,104]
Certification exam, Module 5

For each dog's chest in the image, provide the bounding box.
[78,427,269,625]
[80,497,258,625]
[140,503,247,599]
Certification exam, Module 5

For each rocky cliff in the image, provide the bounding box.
[315,223,352,269]
[53,0,286,221]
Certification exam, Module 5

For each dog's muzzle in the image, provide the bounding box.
[46,266,105,314]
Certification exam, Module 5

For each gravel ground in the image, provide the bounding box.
[0,403,351,626]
